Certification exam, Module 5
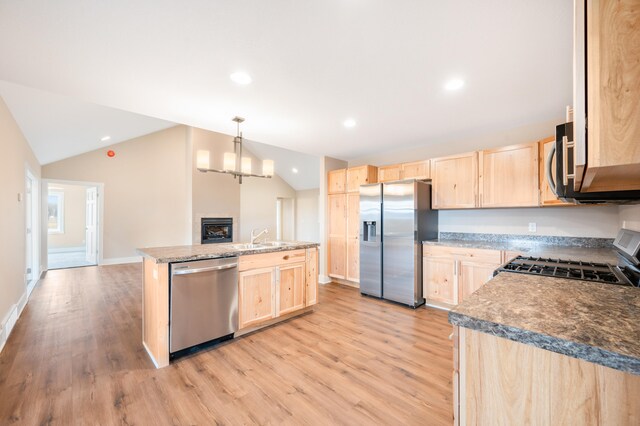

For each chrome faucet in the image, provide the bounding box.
[250,228,269,244]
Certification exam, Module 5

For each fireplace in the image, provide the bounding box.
[201,218,233,244]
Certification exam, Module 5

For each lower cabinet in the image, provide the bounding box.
[238,248,318,330]
[423,245,502,307]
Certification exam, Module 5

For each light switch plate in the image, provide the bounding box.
[528,222,537,233]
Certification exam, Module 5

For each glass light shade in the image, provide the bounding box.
[223,152,236,171]
[196,150,210,170]
[262,159,274,176]
[241,157,252,174]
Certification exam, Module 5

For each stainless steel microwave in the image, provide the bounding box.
[546,122,640,204]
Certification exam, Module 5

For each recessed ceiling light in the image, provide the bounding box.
[444,78,465,91]
[100,136,111,142]
[292,168,299,174]
[230,71,252,85]
[343,118,357,128]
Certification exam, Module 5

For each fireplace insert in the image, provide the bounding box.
[201,218,233,244]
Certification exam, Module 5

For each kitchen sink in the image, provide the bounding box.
[230,243,266,250]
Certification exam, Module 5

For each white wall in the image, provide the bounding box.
[619,205,640,232]
[439,206,621,238]
[296,189,319,242]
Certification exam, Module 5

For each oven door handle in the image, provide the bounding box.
[546,143,558,197]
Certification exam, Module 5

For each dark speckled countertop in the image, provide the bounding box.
[449,273,640,375]
[138,241,319,263]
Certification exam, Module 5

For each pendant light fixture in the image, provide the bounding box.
[196,117,274,184]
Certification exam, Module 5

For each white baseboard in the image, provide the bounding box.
[319,274,331,285]
[0,302,20,355]
[100,256,142,266]
[48,246,85,254]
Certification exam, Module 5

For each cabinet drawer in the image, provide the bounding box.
[239,249,306,272]
[423,245,502,264]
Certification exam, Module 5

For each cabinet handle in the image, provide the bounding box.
[283,255,290,260]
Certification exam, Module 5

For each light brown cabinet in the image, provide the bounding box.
[239,267,276,329]
[238,248,318,330]
[423,245,502,307]
[579,0,640,192]
[479,143,539,208]
[346,165,377,193]
[378,164,402,182]
[277,263,305,316]
[401,160,430,180]
[328,169,346,194]
[327,193,347,279]
[346,193,360,282]
[539,136,573,206]
[431,152,479,209]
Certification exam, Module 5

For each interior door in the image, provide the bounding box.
[85,187,98,264]
[25,175,33,283]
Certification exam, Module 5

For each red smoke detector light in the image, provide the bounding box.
[107,150,115,158]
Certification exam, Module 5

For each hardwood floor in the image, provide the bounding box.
[0,264,454,425]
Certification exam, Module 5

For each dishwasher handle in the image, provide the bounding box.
[172,262,238,275]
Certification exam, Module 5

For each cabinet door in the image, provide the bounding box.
[346,193,360,282]
[401,160,430,180]
[328,193,347,279]
[378,165,402,182]
[328,237,346,279]
[479,143,539,208]
[539,137,573,206]
[328,169,346,194]
[305,248,318,306]
[346,165,377,193]
[583,0,640,192]
[238,267,275,329]
[277,263,305,316]
[458,261,499,303]
[431,153,478,209]
[423,256,457,305]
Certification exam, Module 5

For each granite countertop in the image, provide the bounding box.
[449,272,640,375]
[137,241,319,263]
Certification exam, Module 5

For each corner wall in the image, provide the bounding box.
[0,96,41,351]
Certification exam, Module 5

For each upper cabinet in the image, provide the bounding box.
[346,165,378,193]
[328,169,346,194]
[479,143,539,208]
[378,165,402,182]
[431,152,478,209]
[539,136,573,206]
[577,0,640,192]
[401,160,431,180]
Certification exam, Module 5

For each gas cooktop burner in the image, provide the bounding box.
[497,256,633,286]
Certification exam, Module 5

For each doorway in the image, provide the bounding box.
[276,197,296,241]
[25,168,39,296]
[45,181,101,270]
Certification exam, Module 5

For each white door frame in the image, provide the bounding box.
[25,165,40,297]
[42,179,105,270]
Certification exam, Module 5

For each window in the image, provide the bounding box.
[48,191,64,234]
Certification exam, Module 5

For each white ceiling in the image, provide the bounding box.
[0,0,573,161]
[0,80,174,164]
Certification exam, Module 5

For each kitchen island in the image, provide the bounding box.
[449,272,640,424]
[138,241,319,368]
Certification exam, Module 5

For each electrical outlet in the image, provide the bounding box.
[528,222,537,233]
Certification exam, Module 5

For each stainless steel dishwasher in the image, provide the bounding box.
[170,256,238,354]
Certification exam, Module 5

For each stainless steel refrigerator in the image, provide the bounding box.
[359,180,438,307]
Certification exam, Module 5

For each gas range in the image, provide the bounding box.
[495,229,640,288]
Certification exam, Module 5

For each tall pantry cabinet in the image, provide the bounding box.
[327,166,377,284]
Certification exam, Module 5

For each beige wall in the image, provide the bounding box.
[47,183,86,249]
[0,96,40,334]
[296,189,319,242]
[190,127,241,243]
[43,125,191,260]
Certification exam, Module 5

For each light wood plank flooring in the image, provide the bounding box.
[0,264,453,425]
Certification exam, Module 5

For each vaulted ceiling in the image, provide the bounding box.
[0,0,573,161]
